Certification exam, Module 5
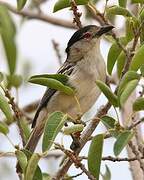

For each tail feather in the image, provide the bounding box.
[25,108,48,152]
[25,123,44,152]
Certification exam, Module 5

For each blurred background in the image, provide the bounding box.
[0,0,134,179]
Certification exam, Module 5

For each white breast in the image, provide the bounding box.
[68,42,106,114]
[46,41,106,119]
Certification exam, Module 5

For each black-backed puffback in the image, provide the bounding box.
[26,24,114,152]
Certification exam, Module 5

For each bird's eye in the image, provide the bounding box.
[83,32,92,39]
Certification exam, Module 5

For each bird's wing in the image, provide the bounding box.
[32,61,75,128]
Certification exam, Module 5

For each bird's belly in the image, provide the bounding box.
[46,69,106,119]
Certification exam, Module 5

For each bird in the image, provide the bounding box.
[25,25,114,152]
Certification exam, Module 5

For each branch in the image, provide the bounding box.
[64,172,83,179]
[70,0,82,28]
[55,143,96,180]
[128,141,144,171]
[52,40,63,66]
[0,1,76,29]
[54,103,111,179]
[4,89,26,147]
[81,155,144,162]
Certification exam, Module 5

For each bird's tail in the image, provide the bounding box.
[16,109,47,173]
[25,109,48,152]
[25,122,44,152]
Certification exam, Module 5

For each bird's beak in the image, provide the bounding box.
[95,25,114,36]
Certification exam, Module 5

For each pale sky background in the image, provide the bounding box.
[0,0,133,179]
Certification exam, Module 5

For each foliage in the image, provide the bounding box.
[0,0,144,180]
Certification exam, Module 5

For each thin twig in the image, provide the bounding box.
[54,104,111,179]
[4,100,40,125]
[4,90,26,146]
[64,171,83,179]
[52,39,63,66]
[1,150,144,163]
[81,155,144,162]
[129,118,144,129]
[70,0,82,29]
[54,143,96,180]
[0,1,76,29]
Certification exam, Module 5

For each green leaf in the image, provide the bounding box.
[101,116,120,138]
[88,134,104,179]
[139,9,144,44]
[140,65,144,76]
[0,6,16,37]
[42,173,51,180]
[17,0,27,10]
[101,115,116,129]
[19,118,31,143]
[33,166,42,180]
[53,0,89,12]
[116,51,126,78]
[22,149,42,180]
[133,97,144,111]
[118,71,140,96]
[22,149,32,160]
[24,153,41,180]
[63,124,84,135]
[107,37,128,75]
[42,112,67,152]
[30,74,69,85]
[131,0,144,3]
[140,7,144,20]
[0,72,4,83]
[119,0,127,7]
[101,165,111,180]
[119,79,138,106]
[7,74,23,88]
[0,122,9,135]
[0,91,13,123]
[125,17,135,41]
[106,6,132,17]
[0,5,17,75]
[1,34,17,75]
[15,150,27,173]
[96,80,118,107]
[29,77,75,96]
[130,44,144,71]
[114,130,134,156]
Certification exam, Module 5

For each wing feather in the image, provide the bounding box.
[32,61,75,128]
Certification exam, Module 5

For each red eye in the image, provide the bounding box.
[83,32,91,39]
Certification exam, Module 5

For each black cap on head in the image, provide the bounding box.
[66,25,97,54]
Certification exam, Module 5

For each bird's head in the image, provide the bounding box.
[66,25,114,61]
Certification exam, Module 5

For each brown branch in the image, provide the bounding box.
[87,3,107,25]
[128,141,144,171]
[54,143,96,180]
[52,39,63,66]
[54,103,111,179]
[70,0,82,29]
[64,172,83,179]
[0,1,76,29]
[87,3,128,58]
[22,100,39,113]
[2,150,144,163]
[81,155,144,162]
[4,100,39,125]
[4,89,26,147]
[129,118,144,130]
